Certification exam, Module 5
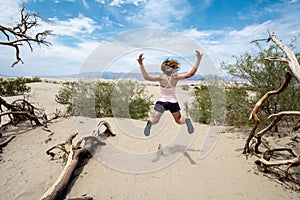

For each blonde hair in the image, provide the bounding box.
[161,58,180,75]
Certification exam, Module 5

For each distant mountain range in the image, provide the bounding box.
[1,71,203,81]
[74,71,203,81]
[1,71,244,83]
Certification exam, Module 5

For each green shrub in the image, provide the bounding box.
[23,77,42,83]
[56,80,153,120]
[225,84,254,127]
[186,84,253,126]
[0,78,31,96]
[186,85,211,124]
[94,81,115,117]
[111,80,153,119]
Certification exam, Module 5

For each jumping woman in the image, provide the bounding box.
[137,50,203,136]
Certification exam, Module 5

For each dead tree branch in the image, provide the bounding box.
[0,97,42,126]
[245,31,300,188]
[266,30,300,82]
[244,30,300,154]
[254,111,300,152]
[0,4,53,67]
[41,120,115,200]
[255,155,300,178]
[0,135,16,146]
[244,71,293,153]
[0,135,16,153]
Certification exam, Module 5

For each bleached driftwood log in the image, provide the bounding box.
[40,120,114,200]
[41,132,83,200]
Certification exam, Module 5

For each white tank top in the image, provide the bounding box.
[158,76,177,103]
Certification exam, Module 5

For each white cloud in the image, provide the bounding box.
[228,21,272,39]
[109,0,146,7]
[46,13,102,39]
[95,0,106,4]
[0,37,101,76]
[125,0,191,28]
[0,0,23,26]
[181,22,275,68]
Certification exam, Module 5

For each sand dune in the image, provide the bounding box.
[0,80,299,200]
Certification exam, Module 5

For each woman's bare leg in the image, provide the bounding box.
[171,111,194,134]
[151,111,164,124]
[171,111,186,124]
[144,111,164,136]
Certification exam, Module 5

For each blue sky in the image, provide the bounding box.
[0,0,300,77]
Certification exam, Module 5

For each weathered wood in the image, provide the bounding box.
[254,111,300,152]
[268,111,300,118]
[0,97,42,126]
[246,31,300,188]
[41,120,115,200]
[244,71,293,153]
[245,31,300,155]
[255,155,300,177]
[267,31,300,82]
[41,133,81,200]
[0,135,15,147]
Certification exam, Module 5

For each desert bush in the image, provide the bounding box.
[56,80,153,119]
[0,78,31,96]
[94,81,115,117]
[55,81,95,117]
[225,84,254,126]
[23,77,42,83]
[114,80,153,119]
[186,85,211,124]
[186,83,253,126]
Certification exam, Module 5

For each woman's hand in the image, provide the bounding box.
[195,50,203,61]
[137,53,144,65]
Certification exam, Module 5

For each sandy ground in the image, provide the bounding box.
[0,80,299,200]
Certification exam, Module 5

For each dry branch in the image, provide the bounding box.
[41,120,115,200]
[244,71,293,153]
[41,132,87,200]
[0,97,42,126]
[0,135,15,147]
[0,4,53,67]
[267,31,300,82]
[268,111,300,118]
[255,155,300,177]
[254,111,300,152]
[245,31,300,189]
[245,31,300,154]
